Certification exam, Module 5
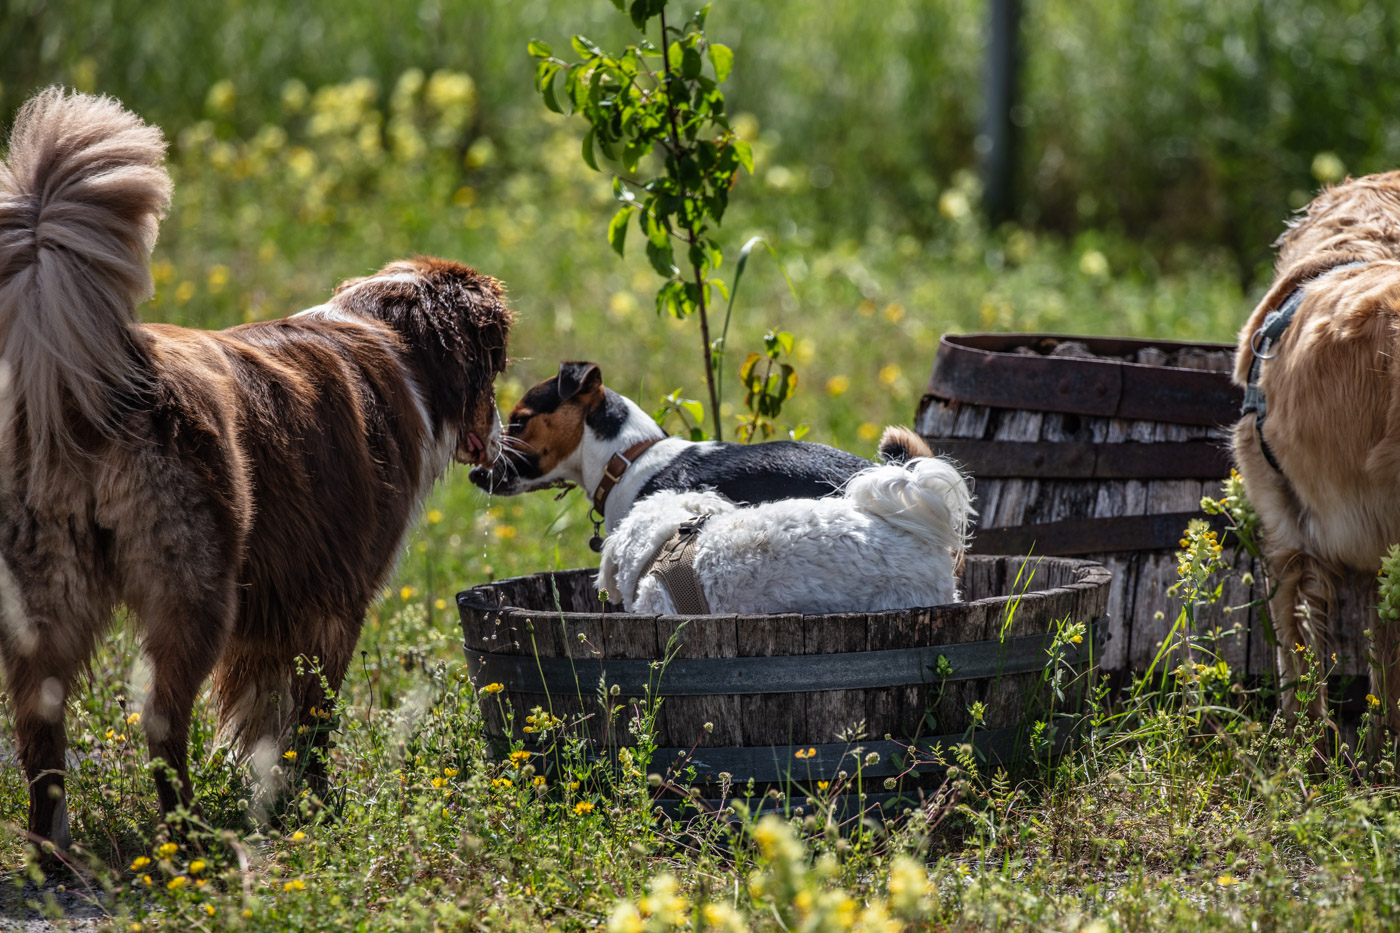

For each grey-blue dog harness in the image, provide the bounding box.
[1241,261,1367,472]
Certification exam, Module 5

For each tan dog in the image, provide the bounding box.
[1232,170,1400,733]
[0,89,512,851]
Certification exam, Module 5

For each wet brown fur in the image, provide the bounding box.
[0,91,512,850]
[1232,170,1400,734]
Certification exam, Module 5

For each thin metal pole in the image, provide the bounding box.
[982,0,1022,224]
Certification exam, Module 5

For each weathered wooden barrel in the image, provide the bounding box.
[458,555,1111,817]
[915,332,1325,677]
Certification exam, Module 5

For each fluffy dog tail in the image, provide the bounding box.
[0,88,171,483]
[878,425,934,464]
[845,457,974,555]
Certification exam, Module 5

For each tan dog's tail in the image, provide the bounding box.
[0,88,171,487]
[878,425,934,464]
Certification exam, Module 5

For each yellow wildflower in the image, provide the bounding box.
[1217,873,1239,886]
[574,801,595,815]
[1368,694,1382,708]
[480,682,505,695]
[443,767,458,777]
[127,712,141,725]
[427,508,444,524]
[607,902,644,933]
[167,876,187,890]
[130,856,151,870]
[284,878,306,892]
[156,842,178,859]
[188,859,206,875]
[290,831,306,841]
[205,905,216,917]
[509,750,532,766]
[283,749,297,761]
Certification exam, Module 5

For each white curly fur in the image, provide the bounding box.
[597,457,974,614]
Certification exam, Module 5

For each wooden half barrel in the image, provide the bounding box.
[914,332,1324,677]
[458,555,1110,816]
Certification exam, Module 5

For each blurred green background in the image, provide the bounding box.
[0,0,1392,579]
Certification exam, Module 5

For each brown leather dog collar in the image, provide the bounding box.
[592,437,665,516]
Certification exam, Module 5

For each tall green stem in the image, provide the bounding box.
[659,8,723,441]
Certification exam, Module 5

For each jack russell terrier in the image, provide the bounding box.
[468,361,932,549]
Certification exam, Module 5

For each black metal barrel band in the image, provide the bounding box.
[462,617,1106,698]
[929,438,1233,480]
[970,513,1229,557]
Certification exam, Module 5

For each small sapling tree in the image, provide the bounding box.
[530,2,797,442]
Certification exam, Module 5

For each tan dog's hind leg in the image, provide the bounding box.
[1270,549,1338,731]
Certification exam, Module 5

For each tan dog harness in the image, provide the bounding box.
[643,517,711,614]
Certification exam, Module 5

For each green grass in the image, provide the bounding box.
[3,5,1400,931]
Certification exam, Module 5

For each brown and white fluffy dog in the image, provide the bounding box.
[0,89,512,851]
[1232,170,1400,733]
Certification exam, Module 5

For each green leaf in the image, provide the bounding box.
[629,0,652,30]
[571,35,605,59]
[731,138,753,174]
[775,363,797,403]
[581,127,599,171]
[681,45,703,80]
[642,209,670,248]
[608,206,633,256]
[679,397,705,425]
[708,43,733,82]
[647,239,678,277]
[527,39,554,59]
[612,177,636,203]
[540,68,563,114]
[738,352,763,391]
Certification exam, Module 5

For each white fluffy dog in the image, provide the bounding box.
[597,457,973,614]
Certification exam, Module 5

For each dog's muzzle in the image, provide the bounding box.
[469,453,530,495]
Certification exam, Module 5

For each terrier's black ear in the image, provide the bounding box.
[557,361,603,401]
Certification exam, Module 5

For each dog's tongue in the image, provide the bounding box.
[467,433,484,454]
